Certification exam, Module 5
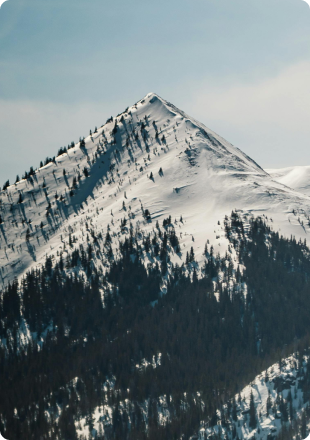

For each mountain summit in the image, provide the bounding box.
[0,92,310,288]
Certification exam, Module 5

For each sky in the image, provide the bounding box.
[1,0,310,184]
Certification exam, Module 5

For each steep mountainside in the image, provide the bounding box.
[2,94,310,440]
[76,350,310,440]
[268,166,310,197]
[1,93,310,289]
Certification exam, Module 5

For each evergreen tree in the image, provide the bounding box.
[249,391,257,429]
[266,389,272,415]
[232,398,238,422]
[18,193,23,204]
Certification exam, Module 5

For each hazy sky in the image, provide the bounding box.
[1,0,310,184]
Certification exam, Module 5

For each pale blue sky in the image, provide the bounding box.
[1,0,310,183]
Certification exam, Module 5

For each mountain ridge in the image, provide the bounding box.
[1,92,310,289]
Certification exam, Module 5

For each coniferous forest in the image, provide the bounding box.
[1,214,310,439]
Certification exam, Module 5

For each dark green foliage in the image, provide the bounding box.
[112,122,118,135]
[57,146,67,157]
[249,391,257,429]
[144,209,151,220]
[162,216,171,227]
[266,389,272,415]
[44,157,55,166]
[2,180,10,191]
[2,215,310,439]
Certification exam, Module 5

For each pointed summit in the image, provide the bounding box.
[0,93,310,288]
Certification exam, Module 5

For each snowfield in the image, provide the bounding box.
[268,166,310,197]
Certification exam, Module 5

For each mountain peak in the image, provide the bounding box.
[0,94,310,288]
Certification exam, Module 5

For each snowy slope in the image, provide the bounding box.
[1,92,310,288]
[68,352,310,440]
[198,354,309,440]
[268,166,310,197]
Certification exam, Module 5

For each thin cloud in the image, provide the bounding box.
[189,61,310,168]
[0,99,111,183]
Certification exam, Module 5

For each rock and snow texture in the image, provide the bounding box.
[3,95,310,439]
[197,354,308,440]
[1,92,310,288]
[69,353,310,440]
[268,166,310,197]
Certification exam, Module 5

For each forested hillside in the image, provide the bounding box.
[1,213,310,439]
[2,94,310,439]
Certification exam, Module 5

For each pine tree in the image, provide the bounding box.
[232,398,238,422]
[249,391,257,429]
[301,409,307,439]
[189,246,195,262]
[288,390,294,421]
[204,243,208,256]
[266,389,272,415]
[2,180,10,190]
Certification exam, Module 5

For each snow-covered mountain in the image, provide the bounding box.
[268,166,310,197]
[1,92,310,289]
[3,93,310,440]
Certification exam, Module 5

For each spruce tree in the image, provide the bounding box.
[249,391,257,429]
[232,398,238,422]
[266,389,272,415]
